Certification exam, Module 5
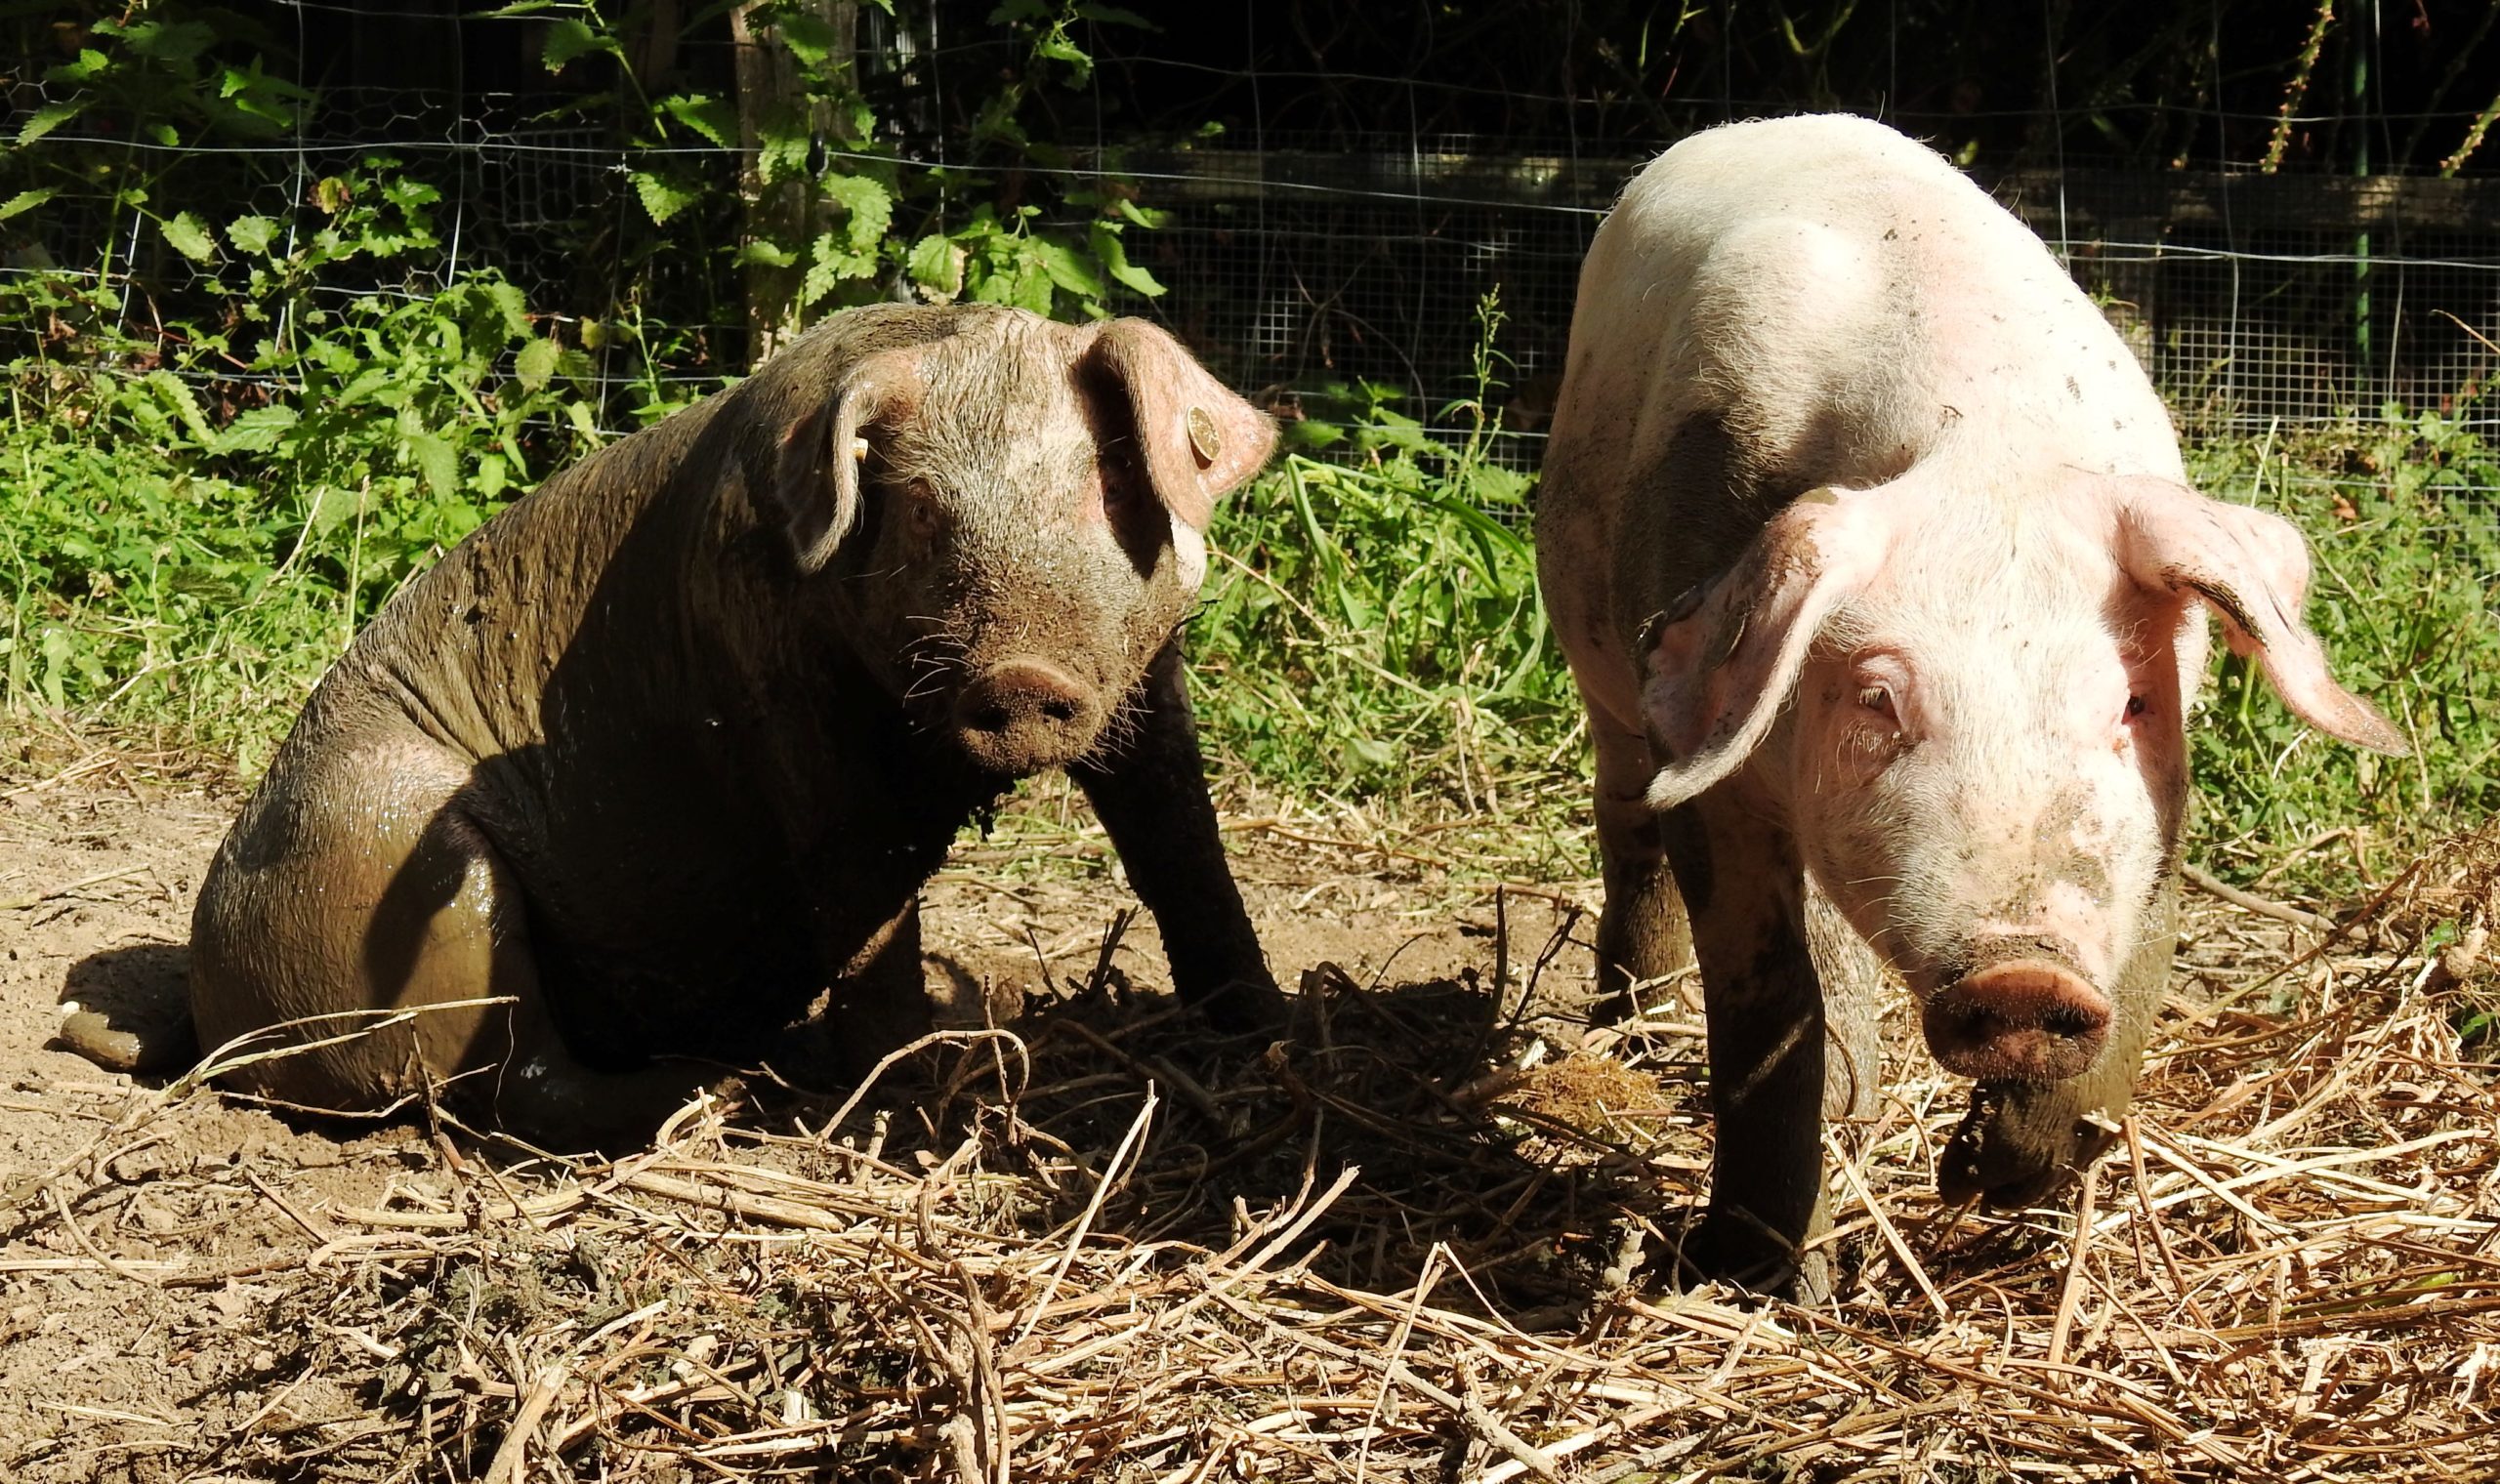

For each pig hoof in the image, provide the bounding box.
[55,1004,198,1077]
[1673,1212,1831,1303]
[1191,975,1289,1035]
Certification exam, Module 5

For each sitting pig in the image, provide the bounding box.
[1535,115,2402,1293]
[167,304,1282,1145]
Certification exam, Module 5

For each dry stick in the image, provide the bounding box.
[1827,1143,1948,1321]
[1356,1245,1464,1478]
[2182,861,2338,936]
[1,863,150,911]
[1455,1362,1562,1483]
[1059,1019,1224,1127]
[1011,1087,1158,1352]
[810,1028,1030,1140]
[2125,1114,2215,1331]
[481,1364,570,1484]
[1205,1288,1558,1477]
[2048,1160,2103,1367]
[45,1184,158,1286]
[1080,907,1135,996]
[2178,856,2432,1028]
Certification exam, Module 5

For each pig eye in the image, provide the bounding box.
[2124,693,2149,721]
[901,478,943,539]
[1856,685,1896,721]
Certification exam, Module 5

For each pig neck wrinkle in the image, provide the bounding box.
[358,396,741,765]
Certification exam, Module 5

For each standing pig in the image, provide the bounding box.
[1535,115,2403,1293]
[173,304,1282,1146]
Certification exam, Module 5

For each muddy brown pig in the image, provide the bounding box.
[1536,115,2405,1295]
[138,304,1280,1145]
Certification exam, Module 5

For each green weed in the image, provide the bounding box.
[2184,413,2500,896]
[5,265,2495,910]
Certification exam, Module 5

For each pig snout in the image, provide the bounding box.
[1920,946,2111,1084]
[954,658,1104,772]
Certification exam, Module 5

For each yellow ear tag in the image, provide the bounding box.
[1186,405,1222,467]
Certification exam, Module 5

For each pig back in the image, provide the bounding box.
[1540,113,2181,688]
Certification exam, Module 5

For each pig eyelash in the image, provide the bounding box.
[1856,685,1896,721]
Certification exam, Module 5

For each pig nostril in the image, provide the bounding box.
[1042,696,1079,723]
[968,701,1012,732]
[1922,960,2113,1083]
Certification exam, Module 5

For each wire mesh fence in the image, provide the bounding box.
[11,6,2500,471]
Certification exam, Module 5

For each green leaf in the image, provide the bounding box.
[659,94,735,147]
[304,481,362,539]
[161,212,219,263]
[758,111,811,186]
[818,174,892,250]
[212,405,300,456]
[18,101,84,147]
[404,430,460,501]
[542,18,617,72]
[1009,257,1056,314]
[122,19,216,62]
[1091,224,1165,298]
[46,49,109,84]
[381,176,441,212]
[141,371,216,448]
[630,171,699,226]
[734,240,799,268]
[225,214,279,255]
[0,188,56,225]
[480,279,530,338]
[1031,235,1105,300]
[777,11,846,65]
[907,233,965,302]
[515,337,561,392]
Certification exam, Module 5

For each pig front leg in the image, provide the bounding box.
[1072,635,1286,1033]
[1587,709,1695,1024]
[1940,875,2175,1207]
[1661,796,1836,1298]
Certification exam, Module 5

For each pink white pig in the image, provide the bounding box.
[1536,114,2403,1294]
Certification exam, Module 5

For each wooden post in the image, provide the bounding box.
[730,1,858,366]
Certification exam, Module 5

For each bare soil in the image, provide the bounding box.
[5,760,2497,1482]
[0,763,1595,1480]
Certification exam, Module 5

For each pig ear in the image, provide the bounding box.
[2107,474,2408,756]
[1641,487,1889,810]
[767,356,919,576]
[1085,319,1275,530]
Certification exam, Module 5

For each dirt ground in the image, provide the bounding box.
[6,760,2497,1482]
[0,763,1598,1481]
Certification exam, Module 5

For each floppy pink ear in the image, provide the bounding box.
[2107,475,2408,756]
[1641,487,1890,810]
[1085,319,1275,530]
[768,352,920,575]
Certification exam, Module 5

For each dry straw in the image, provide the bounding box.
[6,818,2498,1481]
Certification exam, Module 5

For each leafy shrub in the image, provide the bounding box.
[2185,414,2500,893]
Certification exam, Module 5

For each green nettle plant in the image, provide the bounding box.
[554,0,1169,350]
[0,0,1175,759]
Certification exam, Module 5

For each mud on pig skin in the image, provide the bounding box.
[63,304,1284,1149]
[1535,114,2405,1297]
